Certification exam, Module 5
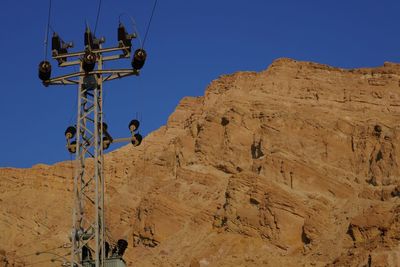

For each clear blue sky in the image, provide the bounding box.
[0,0,399,168]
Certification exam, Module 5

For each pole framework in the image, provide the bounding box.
[71,63,105,267]
[43,43,139,267]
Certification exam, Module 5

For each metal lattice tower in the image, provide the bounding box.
[39,25,146,267]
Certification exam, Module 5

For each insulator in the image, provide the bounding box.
[84,27,94,49]
[118,23,132,49]
[51,33,69,62]
[118,23,127,42]
[129,119,140,132]
[131,133,143,147]
[116,239,128,257]
[103,136,111,150]
[68,141,77,154]
[84,27,101,50]
[52,33,61,52]
[132,49,147,70]
[65,126,76,139]
[38,61,52,81]
[82,51,96,73]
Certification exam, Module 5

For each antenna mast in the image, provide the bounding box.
[38,23,146,267]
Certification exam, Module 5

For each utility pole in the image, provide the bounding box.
[38,24,146,267]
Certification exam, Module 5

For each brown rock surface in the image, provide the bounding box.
[1,58,400,266]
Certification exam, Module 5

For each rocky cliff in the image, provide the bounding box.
[1,58,400,266]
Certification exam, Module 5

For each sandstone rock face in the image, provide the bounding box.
[1,58,400,266]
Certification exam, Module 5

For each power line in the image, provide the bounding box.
[13,244,66,260]
[9,226,60,254]
[44,0,52,59]
[142,0,159,48]
[94,0,103,35]
[24,258,53,266]
[24,252,70,266]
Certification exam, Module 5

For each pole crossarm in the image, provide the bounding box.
[58,54,130,67]
[53,45,131,60]
[44,69,139,86]
[59,54,131,68]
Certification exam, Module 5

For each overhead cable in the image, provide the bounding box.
[143,0,159,48]
[44,0,52,59]
[94,0,103,35]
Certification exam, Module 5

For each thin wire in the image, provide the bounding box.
[49,24,55,33]
[9,226,61,254]
[94,0,103,35]
[13,244,65,260]
[44,0,52,59]
[142,0,159,48]
[24,252,70,266]
[24,259,53,266]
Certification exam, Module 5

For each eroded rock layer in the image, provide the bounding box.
[1,58,400,266]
